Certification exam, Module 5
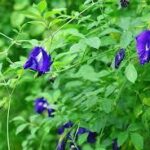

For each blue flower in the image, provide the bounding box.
[120,0,129,7]
[64,121,74,128]
[57,139,66,150]
[24,46,52,75]
[58,126,65,135]
[114,49,125,68]
[77,127,88,135]
[34,97,55,117]
[87,132,97,143]
[57,132,71,150]
[77,127,97,143]
[112,139,120,150]
[136,30,150,64]
[58,121,73,135]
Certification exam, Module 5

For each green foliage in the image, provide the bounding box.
[125,63,137,83]
[131,133,144,150]
[0,0,150,150]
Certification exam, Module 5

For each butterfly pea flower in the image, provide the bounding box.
[114,49,125,68]
[112,139,120,150]
[24,46,52,75]
[57,139,67,150]
[120,0,129,8]
[77,127,97,144]
[57,132,72,150]
[58,121,73,135]
[136,30,150,65]
[64,121,74,128]
[58,126,65,135]
[35,97,55,117]
[77,127,88,135]
[87,132,97,143]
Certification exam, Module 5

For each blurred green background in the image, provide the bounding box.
[1,0,150,150]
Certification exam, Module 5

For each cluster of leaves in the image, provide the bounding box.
[1,0,150,149]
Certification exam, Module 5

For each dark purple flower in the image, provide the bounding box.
[64,121,73,128]
[112,139,120,150]
[114,49,125,68]
[24,46,52,75]
[77,128,97,144]
[58,121,73,135]
[77,127,88,135]
[120,0,129,8]
[58,126,65,135]
[136,30,150,64]
[57,139,66,150]
[34,97,54,117]
[87,132,97,143]
[47,107,55,117]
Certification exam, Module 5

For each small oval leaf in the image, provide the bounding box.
[125,63,137,83]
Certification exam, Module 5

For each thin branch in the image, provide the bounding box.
[42,2,97,45]
[0,32,13,41]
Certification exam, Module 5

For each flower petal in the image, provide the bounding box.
[136,30,150,64]
[24,46,52,74]
[87,132,97,143]
[114,49,125,68]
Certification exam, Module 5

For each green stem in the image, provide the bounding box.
[7,96,11,150]
[0,32,13,41]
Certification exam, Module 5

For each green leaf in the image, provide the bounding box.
[128,123,140,132]
[125,63,137,83]
[120,31,132,48]
[11,116,26,122]
[76,65,99,82]
[101,99,112,113]
[82,145,93,150]
[131,133,143,150]
[14,0,29,10]
[105,85,116,97]
[78,133,88,145]
[16,123,29,135]
[37,0,47,12]
[86,37,101,49]
[11,12,25,27]
[84,0,92,5]
[119,17,131,30]
[24,7,41,19]
[118,132,128,146]
[143,97,150,106]
[100,28,120,36]
[0,63,2,72]
[70,43,81,52]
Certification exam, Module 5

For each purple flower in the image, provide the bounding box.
[24,46,52,75]
[136,30,150,64]
[58,121,73,135]
[58,126,65,135]
[120,0,129,7]
[114,49,125,68]
[77,127,97,143]
[64,121,73,128]
[57,139,66,150]
[77,127,88,135]
[35,97,55,117]
[87,132,97,143]
[112,139,120,150]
